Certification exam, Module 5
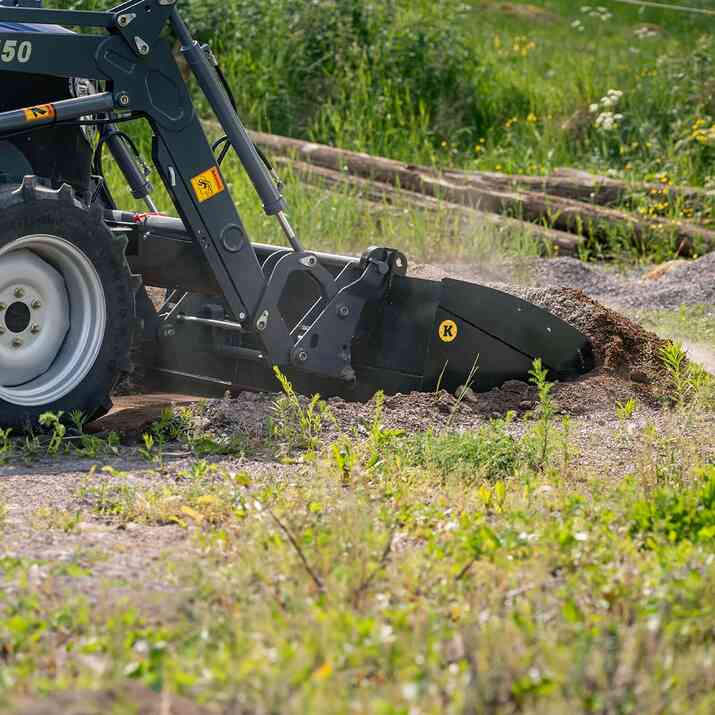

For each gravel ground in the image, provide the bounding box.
[410,251,715,312]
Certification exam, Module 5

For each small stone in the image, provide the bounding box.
[519,400,533,410]
[501,380,529,395]
[455,385,478,403]
[630,369,650,384]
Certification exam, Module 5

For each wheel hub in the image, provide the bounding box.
[0,250,69,388]
[5,301,32,334]
[0,235,106,407]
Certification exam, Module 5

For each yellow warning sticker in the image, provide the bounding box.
[438,319,458,343]
[24,103,55,123]
[191,166,225,203]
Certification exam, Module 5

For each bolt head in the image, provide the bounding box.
[118,93,130,107]
[297,349,308,363]
[14,287,24,299]
[337,304,350,318]
[30,324,40,335]
[31,299,41,310]
[11,337,23,348]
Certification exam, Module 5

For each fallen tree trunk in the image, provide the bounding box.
[275,157,583,254]
[252,131,715,252]
[443,167,714,208]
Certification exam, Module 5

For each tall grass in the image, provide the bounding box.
[56,0,715,186]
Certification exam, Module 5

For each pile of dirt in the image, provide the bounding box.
[513,287,671,412]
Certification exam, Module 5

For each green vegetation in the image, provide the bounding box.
[1,365,714,713]
[2,2,714,711]
[54,0,715,262]
[635,304,715,349]
[0,363,712,710]
[67,0,715,184]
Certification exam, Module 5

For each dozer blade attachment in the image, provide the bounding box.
[144,273,594,402]
[348,275,594,398]
[126,214,593,400]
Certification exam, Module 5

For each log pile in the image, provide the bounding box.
[248,130,715,256]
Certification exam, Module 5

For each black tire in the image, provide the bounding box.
[0,178,138,429]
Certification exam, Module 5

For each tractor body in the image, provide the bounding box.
[0,0,594,427]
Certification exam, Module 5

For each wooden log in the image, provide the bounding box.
[442,167,714,208]
[250,131,715,252]
[275,157,583,255]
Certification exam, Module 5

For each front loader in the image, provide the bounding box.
[0,0,594,428]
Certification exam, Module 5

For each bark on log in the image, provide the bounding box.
[252,131,715,252]
[443,167,714,208]
[274,157,583,254]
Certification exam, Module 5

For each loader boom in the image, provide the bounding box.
[0,0,405,384]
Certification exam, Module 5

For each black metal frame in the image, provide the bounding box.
[0,0,405,383]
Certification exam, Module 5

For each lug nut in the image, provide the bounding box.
[14,287,24,299]
[12,337,23,348]
[31,299,41,310]
[30,324,40,335]
[0,303,5,311]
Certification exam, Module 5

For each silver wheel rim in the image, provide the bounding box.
[0,234,106,407]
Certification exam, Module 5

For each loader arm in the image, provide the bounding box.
[0,0,403,383]
[0,0,594,406]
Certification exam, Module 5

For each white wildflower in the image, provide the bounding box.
[402,683,419,701]
[574,531,589,541]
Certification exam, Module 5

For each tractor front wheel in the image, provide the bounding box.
[0,179,137,429]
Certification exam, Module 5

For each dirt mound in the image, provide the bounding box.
[520,287,668,380]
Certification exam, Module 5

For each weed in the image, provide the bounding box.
[365,391,403,471]
[401,415,520,482]
[270,366,333,454]
[630,465,715,546]
[38,411,66,455]
[138,432,158,465]
[0,427,12,465]
[526,358,556,471]
[616,398,637,421]
[31,507,81,534]
[449,355,479,427]
[658,340,711,407]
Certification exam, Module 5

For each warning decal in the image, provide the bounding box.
[438,319,458,343]
[23,103,55,123]
[191,166,225,203]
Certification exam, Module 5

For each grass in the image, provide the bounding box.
[1,375,714,713]
[0,365,713,710]
[69,0,715,187]
[634,305,715,350]
[51,0,715,263]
